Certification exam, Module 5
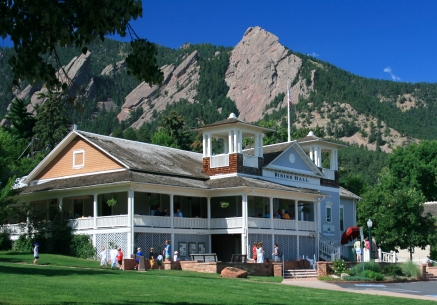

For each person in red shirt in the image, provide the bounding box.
[252,242,258,261]
[116,247,124,270]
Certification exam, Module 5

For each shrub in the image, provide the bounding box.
[332,259,348,276]
[382,264,403,276]
[70,234,95,259]
[362,270,384,281]
[343,275,371,281]
[349,261,381,276]
[400,261,421,278]
[0,229,12,250]
[13,234,33,252]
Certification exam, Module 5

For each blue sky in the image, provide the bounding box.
[2,0,436,83]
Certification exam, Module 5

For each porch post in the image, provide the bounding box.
[207,197,211,229]
[170,194,174,229]
[269,197,274,229]
[127,190,134,256]
[93,194,98,229]
[242,194,248,255]
[58,197,63,210]
[295,200,299,231]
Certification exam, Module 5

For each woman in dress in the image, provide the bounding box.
[256,242,264,263]
[252,242,257,262]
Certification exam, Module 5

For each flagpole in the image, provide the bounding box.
[287,80,291,142]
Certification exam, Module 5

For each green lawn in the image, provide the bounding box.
[0,252,435,305]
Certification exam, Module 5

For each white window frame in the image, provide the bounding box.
[73,149,85,169]
[325,201,333,223]
[339,205,344,231]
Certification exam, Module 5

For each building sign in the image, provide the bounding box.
[263,169,319,185]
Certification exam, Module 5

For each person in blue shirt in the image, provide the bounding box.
[164,240,171,261]
[135,247,143,270]
[175,208,183,218]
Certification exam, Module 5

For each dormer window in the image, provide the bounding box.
[73,150,85,169]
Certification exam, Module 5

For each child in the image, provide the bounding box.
[110,246,118,269]
[33,242,39,265]
[149,247,155,270]
[157,253,163,270]
[116,247,124,270]
[100,246,108,268]
[173,251,179,262]
[135,247,142,270]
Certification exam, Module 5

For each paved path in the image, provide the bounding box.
[283,278,437,302]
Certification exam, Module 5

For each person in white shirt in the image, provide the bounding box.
[100,246,108,268]
[110,246,118,269]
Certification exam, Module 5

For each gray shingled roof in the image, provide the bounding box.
[20,170,326,196]
[340,187,361,200]
[244,142,295,165]
[77,131,208,179]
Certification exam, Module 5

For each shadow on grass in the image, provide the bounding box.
[0,263,116,277]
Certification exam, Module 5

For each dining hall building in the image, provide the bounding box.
[10,113,359,262]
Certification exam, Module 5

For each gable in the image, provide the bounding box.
[34,138,125,181]
[267,145,318,176]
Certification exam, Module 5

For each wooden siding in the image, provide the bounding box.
[35,138,124,180]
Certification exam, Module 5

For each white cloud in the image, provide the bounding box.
[383,66,401,81]
[307,52,319,57]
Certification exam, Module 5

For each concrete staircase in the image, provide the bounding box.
[426,272,436,280]
[284,269,318,279]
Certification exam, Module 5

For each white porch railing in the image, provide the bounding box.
[210,217,242,229]
[243,154,258,168]
[247,217,271,229]
[273,219,297,230]
[322,168,335,180]
[210,154,229,168]
[2,223,25,235]
[319,233,341,261]
[298,220,315,231]
[96,215,128,227]
[68,218,94,230]
[174,217,208,229]
[378,248,397,263]
[134,215,171,228]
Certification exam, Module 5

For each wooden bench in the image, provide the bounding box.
[190,253,217,262]
[231,254,247,263]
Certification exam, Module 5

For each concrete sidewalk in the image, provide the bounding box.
[282,278,437,302]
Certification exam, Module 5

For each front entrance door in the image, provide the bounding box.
[211,234,241,262]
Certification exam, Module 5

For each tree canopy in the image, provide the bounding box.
[1,0,163,89]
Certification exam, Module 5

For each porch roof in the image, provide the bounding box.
[19,170,324,196]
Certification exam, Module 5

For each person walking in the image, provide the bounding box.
[116,247,124,270]
[100,246,108,268]
[272,243,281,262]
[33,242,40,265]
[110,246,118,269]
[135,247,143,270]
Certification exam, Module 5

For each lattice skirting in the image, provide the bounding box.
[95,232,128,259]
[249,233,316,261]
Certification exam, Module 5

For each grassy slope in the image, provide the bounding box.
[0,252,435,305]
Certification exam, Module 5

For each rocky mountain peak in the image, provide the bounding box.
[225,26,310,122]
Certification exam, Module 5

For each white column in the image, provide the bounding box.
[228,130,233,154]
[334,149,338,170]
[238,130,243,153]
[297,236,300,259]
[170,194,174,229]
[127,190,134,256]
[207,197,211,229]
[224,138,228,154]
[202,133,206,157]
[207,133,212,157]
[93,194,98,229]
[269,197,274,229]
[242,194,248,255]
[58,197,63,210]
[233,129,238,153]
[309,147,314,161]
[317,147,322,167]
[258,134,264,158]
[254,135,259,157]
[295,200,299,231]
